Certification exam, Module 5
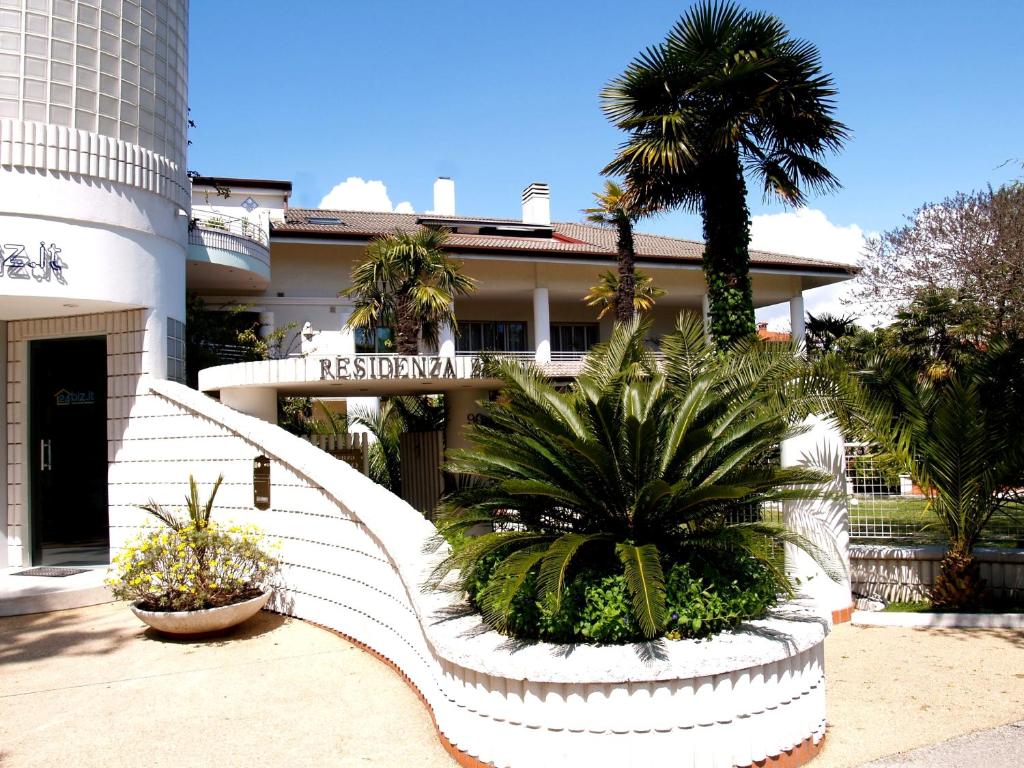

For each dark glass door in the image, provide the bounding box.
[29,337,109,566]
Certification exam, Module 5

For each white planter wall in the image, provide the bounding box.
[851,544,1024,603]
[107,379,830,768]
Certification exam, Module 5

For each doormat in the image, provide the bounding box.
[12,567,89,577]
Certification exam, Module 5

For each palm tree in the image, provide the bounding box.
[805,312,859,357]
[431,314,844,639]
[341,227,475,355]
[583,181,642,322]
[602,2,848,345]
[349,395,446,494]
[583,269,666,320]
[849,341,1024,608]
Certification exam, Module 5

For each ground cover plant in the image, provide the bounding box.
[430,315,845,643]
[108,475,279,612]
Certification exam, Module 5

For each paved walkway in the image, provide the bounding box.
[0,602,455,768]
[1,604,1022,767]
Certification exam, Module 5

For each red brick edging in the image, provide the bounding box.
[832,603,855,624]
[290,613,828,768]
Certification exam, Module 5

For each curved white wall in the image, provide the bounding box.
[110,379,830,768]
[0,0,189,378]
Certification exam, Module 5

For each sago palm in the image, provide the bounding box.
[584,269,666,320]
[341,227,475,355]
[583,181,643,322]
[849,342,1024,608]
[431,314,845,639]
[602,1,847,344]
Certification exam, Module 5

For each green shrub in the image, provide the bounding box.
[107,475,279,612]
[464,552,777,644]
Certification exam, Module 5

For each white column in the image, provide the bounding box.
[438,305,456,358]
[533,287,551,363]
[338,306,357,355]
[220,387,278,424]
[701,292,712,340]
[790,293,806,348]
[780,414,852,621]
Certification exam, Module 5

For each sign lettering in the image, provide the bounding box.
[1,242,67,284]
[54,388,96,406]
[319,355,466,381]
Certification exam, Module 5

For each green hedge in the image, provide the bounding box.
[465,553,779,644]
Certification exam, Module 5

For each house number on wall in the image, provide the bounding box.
[0,242,67,283]
[253,455,271,510]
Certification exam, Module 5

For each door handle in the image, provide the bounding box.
[40,439,52,471]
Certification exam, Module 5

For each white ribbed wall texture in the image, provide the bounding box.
[108,379,830,768]
[0,0,188,201]
[851,544,1024,603]
[4,308,146,566]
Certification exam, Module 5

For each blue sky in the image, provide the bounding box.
[188,1,1023,324]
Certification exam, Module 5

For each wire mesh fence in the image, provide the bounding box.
[845,441,1024,548]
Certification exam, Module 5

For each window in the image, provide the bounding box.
[456,321,527,352]
[551,323,599,354]
[166,316,186,384]
[355,326,395,353]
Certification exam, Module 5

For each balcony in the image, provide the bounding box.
[186,212,271,293]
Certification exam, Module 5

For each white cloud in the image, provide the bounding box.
[750,207,887,331]
[318,177,414,213]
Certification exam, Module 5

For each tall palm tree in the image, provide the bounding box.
[583,269,666,320]
[341,227,475,355]
[431,314,845,639]
[583,181,641,322]
[602,2,848,344]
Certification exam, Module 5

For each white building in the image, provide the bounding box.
[1,3,853,570]
[1,0,188,568]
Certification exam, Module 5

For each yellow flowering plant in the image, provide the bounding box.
[107,475,280,612]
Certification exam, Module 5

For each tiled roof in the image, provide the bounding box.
[273,208,853,273]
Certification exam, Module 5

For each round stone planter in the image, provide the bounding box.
[130,591,271,636]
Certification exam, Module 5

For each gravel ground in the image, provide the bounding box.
[1,605,1021,767]
[815,623,1024,767]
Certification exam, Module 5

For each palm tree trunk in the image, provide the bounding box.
[700,150,756,345]
[615,217,637,323]
[394,292,420,356]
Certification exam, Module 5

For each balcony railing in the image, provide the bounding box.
[189,212,269,248]
[454,350,589,361]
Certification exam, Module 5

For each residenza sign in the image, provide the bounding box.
[319,355,483,381]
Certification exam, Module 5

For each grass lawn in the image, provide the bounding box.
[849,496,1024,548]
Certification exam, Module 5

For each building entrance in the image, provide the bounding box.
[29,337,109,565]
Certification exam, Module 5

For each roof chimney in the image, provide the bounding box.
[522,182,550,226]
[433,177,455,216]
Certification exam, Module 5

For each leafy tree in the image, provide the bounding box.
[583,181,643,322]
[341,227,475,355]
[852,183,1024,337]
[431,314,844,639]
[832,289,987,379]
[185,294,298,388]
[848,340,1024,608]
[583,269,666,320]
[602,1,847,344]
[805,312,859,358]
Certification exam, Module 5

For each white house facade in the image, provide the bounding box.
[1,0,188,568]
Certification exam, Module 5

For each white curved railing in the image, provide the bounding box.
[0,118,187,207]
[110,379,830,768]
